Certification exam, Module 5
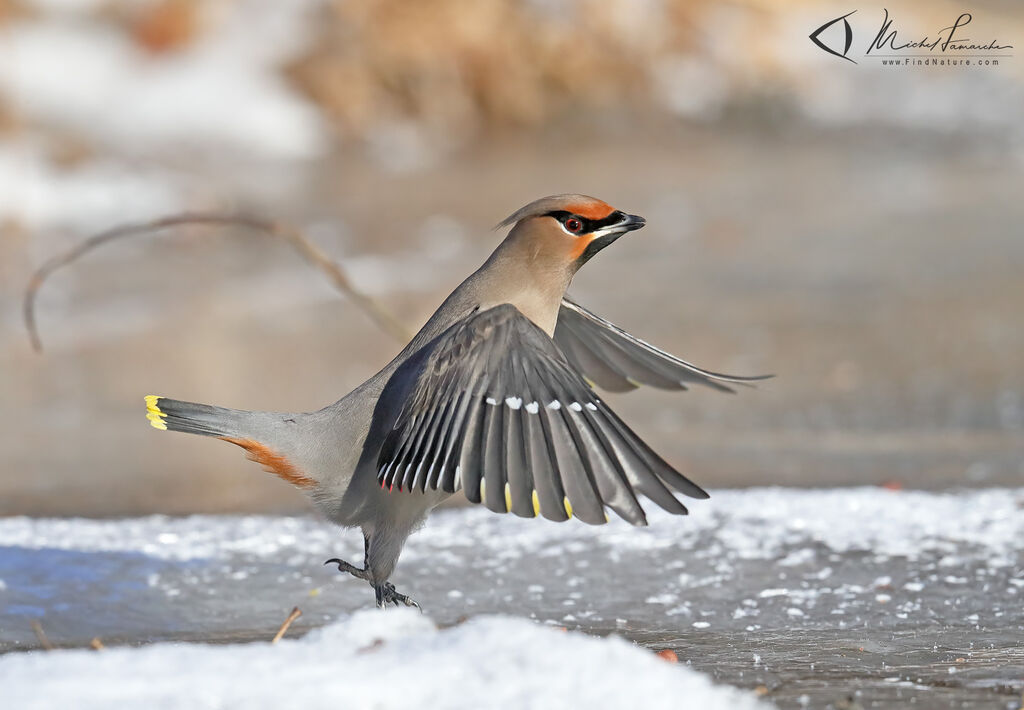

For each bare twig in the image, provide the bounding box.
[23,213,412,352]
[272,606,302,644]
[30,620,54,650]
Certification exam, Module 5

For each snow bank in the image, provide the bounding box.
[0,143,184,232]
[0,1,328,231]
[0,609,769,710]
[0,3,326,160]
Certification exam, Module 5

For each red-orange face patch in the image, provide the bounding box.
[568,234,597,260]
[564,200,614,220]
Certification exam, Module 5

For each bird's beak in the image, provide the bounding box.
[575,212,646,265]
[615,213,646,234]
[589,212,645,242]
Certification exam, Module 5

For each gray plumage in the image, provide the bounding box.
[555,297,771,393]
[146,194,769,608]
[376,304,709,526]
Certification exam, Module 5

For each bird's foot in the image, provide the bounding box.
[324,557,370,581]
[325,557,420,611]
[374,582,421,610]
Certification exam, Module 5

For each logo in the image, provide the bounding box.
[809,11,857,64]
[810,9,1014,67]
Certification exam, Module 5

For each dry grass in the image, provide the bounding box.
[285,0,703,138]
[7,0,1021,147]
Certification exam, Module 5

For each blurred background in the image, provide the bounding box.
[1,0,1022,516]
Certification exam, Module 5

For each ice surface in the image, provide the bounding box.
[2,488,1023,708]
[0,609,768,710]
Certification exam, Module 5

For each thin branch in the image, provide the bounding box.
[272,606,302,644]
[24,213,412,352]
[30,620,54,651]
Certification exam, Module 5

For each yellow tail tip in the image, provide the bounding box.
[145,395,167,430]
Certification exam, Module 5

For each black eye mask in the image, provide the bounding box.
[545,210,626,234]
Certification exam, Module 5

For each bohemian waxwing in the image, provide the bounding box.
[145,194,769,608]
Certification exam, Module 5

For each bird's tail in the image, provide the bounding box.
[144,395,251,438]
[144,395,317,490]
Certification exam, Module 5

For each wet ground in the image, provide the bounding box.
[2,488,1022,709]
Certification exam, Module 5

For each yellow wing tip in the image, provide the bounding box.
[145,395,167,430]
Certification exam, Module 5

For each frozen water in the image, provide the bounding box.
[1,487,1023,708]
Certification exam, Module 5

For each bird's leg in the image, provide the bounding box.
[335,531,421,610]
[323,534,371,581]
[374,581,420,610]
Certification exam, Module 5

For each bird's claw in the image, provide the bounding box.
[375,582,421,610]
[325,556,420,611]
[324,557,369,581]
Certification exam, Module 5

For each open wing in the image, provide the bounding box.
[376,304,708,526]
[554,297,773,393]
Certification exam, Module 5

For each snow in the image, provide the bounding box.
[2,487,1021,566]
[0,143,184,232]
[0,609,769,710]
[0,4,327,160]
[0,0,328,231]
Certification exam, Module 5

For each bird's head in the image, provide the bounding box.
[496,194,645,272]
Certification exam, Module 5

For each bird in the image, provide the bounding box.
[144,194,769,609]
